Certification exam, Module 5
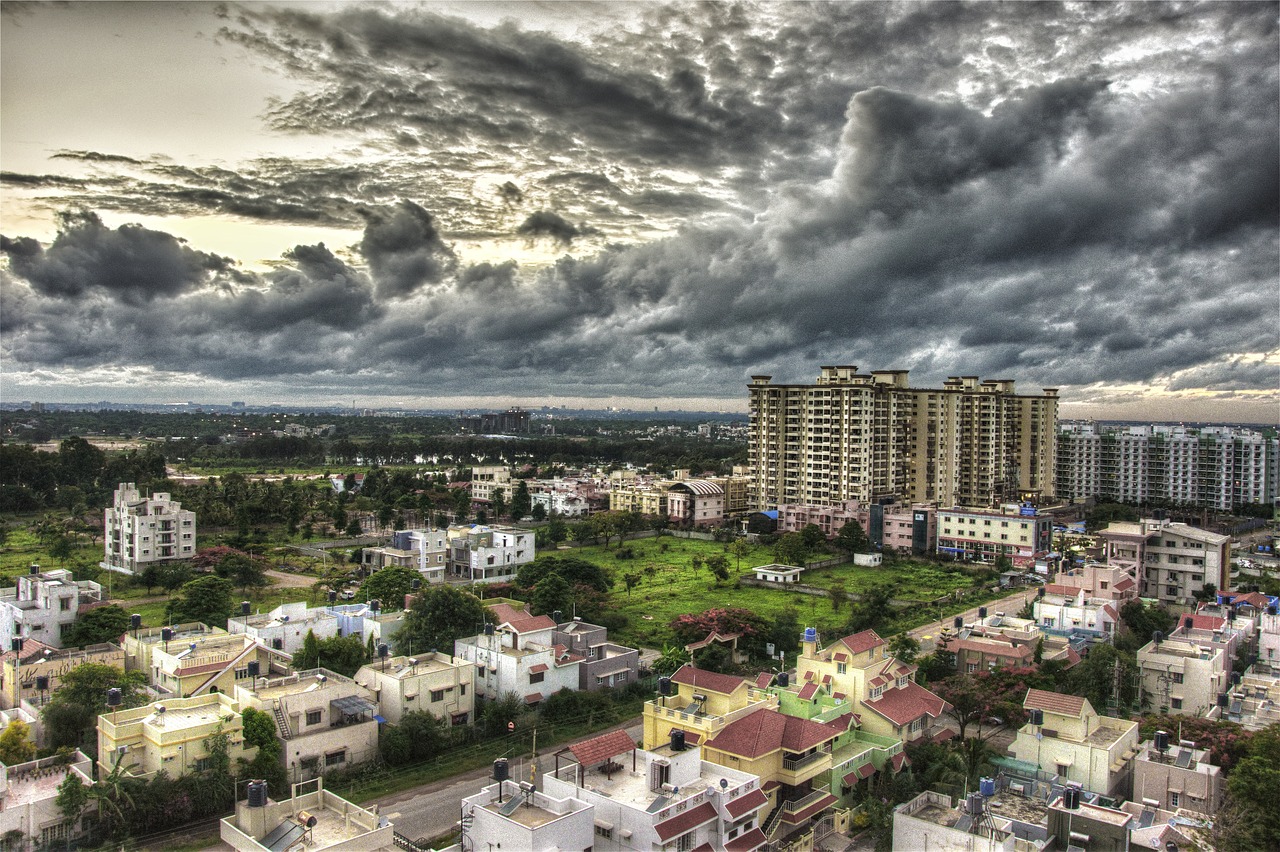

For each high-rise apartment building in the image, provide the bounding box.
[1057,423,1278,510]
[747,367,1057,510]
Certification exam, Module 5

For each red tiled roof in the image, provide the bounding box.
[843,761,877,785]
[1063,647,1083,669]
[0,637,56,664]
[1113,577,1136,591]
[705,708,838,759]
[832,652,849,663]
[725,827,767,852]
[528,663,549,673]
[524,692,543,704]
[1102,603,1119,620]
[692,844,714,852]
[797,683,819,700]
[837,630,884,656]
[863,682,948,727]
[755,672,774,689]
[824,712,859,734]
[725,788,768,819]
[890,752,910,771]
[1024,688,1085,717]
[655,801,717,842]
[832,692,847,701]
[686,630,741,651]
[762,780,781,792]
[568,729,635,767]
[931,728,956,744]
[1184,614,1225,631]
[1229,591,1271,610]
[1043,583,1077,596]
[780,792,837,823]
[671,665,747,695]
[821,674,832,684]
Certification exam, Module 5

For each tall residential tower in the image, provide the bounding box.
[747,367,1057,510]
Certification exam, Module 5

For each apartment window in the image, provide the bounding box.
[325,750,346,767]
[194,756,213,773]
[234,667,250,680]
[306,710,322,725]
[1171,698,1183,710]
[1170,792,1180,808]
[1056,763,1069,777]
[460,684,466,696]
[1173,673,1184,684]
[836,662,846,674]
[59,598,72,611]
[676,833,694,852]
[871,686,882,698]
[431,689,445,702]
[595,824,613,840]
[529,671,544,684]
[967,663,978,674]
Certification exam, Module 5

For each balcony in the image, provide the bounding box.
[782,750,828,772]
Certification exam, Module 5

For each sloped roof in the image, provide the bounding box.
[724,788,768,819]
[670,665,746,695]
[1024,688,1085,718]
[724,827,767,852]
[863,682,948,727]
[670,480,724,497]
[655,801,717,842]
[567,729,636,767]
[837,630,884,656]
[705,708,838,759]
[489,602,556,634]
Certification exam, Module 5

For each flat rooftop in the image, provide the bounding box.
[249,669,360,702]
[370,654,464,680]
[3,768,70,808]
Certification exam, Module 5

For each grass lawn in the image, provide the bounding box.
[568,536,985,650]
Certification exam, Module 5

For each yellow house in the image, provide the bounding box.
[642,665,776,750]
[1011,688,1139,798]
[795,629,948,743]
[97,692,255,778]
[0,640,124,710]
[149,632,289,698]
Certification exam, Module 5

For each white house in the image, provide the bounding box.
[361,528,449,584]
[227,601,339,656]
[454,603,581,706]
[0,566,104,650]
[447,524,535,583]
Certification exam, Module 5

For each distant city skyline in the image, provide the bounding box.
[2,2,1277,421]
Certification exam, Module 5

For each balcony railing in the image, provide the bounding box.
[782,750,829,772]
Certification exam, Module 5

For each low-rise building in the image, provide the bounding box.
[0,566,105,650]
[753,563,805,584]
[936,505,1052,568]
[360,528,449,583]
[227,601,339,656]
[447,524,535,583]
[220,777,394,852]
[1010,689,1138,798]
[354,652,474,726]
[552,619,639,692]
[1137,635,1227,716]
[102,482,197,575]
[147,632,289,699]
[235,668,379,782]
[0,751,96,850]
[1132,736,1225,818]
[642,666,778,751]
[454,602,581,706]
[1098,518,1230,606]
[322,602,405,647]
[1052,563,1139,602]
[0,640,124,711]
[776,500,936,555]
[98,692,255,778]
[1032,587,1119,646]
[892,790,1047,852]
[123,621,227,675]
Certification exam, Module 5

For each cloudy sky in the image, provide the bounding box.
[2,2,1277,419]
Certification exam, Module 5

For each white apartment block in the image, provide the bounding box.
[1260,604,1280,671]
[322,602,405,647]
[531,488,592,517]
[1098,518,1230,606]
[227,600,340,656]
[235,668,380,781]
[470,465,512,503]
[354,652,474,726]
[361,528,449,583]
[0,751,96,850]
[0,565,104,650]
[455,604,582,706]
[748,368,1058,510]
[1057,423,1278,510]
[102,482,196,574]
[1033,587,1120,643]
[936,505,1052,567]
[1137,636,1227,716]
[447,524,535,583]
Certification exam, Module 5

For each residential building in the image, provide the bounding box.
[322,602,405,647]
[777,500,936,555]
[892,790,1047,852]
[748,367,1058,510]
[1056,422,1278,510]
[0,751,96,850]
[145,631,288,699]
[1132,737,1225,818]
[552,619,639,692]
[354,652,474,726]
[666,479,726,528]
[794,628,949,744]
[447,524,535,583]
[122,622,226,676]
[0,566,104,650]
[450,779,594,852]
[1011,689,1138,798]
[102,482,196,574]
[957,612,1084,667]
[458,408,530,435]
[235,668,379,782]
[1259,603,1280,672]
[642,666,778,752]
[227,601,339,656]
[0,640,124,711]
[0,704,43,749]
[1033,588,1120,645]
[98,692,255,778]
[469,465,512,503]
[1137,635,1227,716]
[935,505,1053,568]
[455,603,580,707]
[1218,667,1280,730]
[1052,563,1139,603]
[360,528,449,583]
[1097,518,1230,605]
[220,777,394,852]
[540,728,770,852]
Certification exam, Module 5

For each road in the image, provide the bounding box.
[371,719,643,845]
[908,585,1043,653]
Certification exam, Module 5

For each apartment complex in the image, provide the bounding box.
[1057,423,1278,510]
[361,528,449,583]
[447,524,535,583]
[776,500,937,555]
[935,505,1052,567]
[98,692,255,778]
[102,482,196,574]
[1098,518,1230,606]
[748,368,1057,511]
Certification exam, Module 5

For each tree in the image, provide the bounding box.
[63,604,132,648]
[1216,724,1280,851]
[652,644,692,676]
[1065,643,1138,712]
[845,584,895,634]
[828,580,848,612]
[706,554,731,584]
[358,566,418,610]
[622,571,641,597]
[215,551,268,595]
[511,480,532,521]
[835,520,870,554]
[291,633,369,677]
[166,575,235,628]
[529,503,547,522]
[42,663,148,755]
[491,487,507,520]
[0,718,36,765]
[530,572,572,617]
[729,538,752,572]
[397,585,486,656]
[56,772,90,844]
[887,634,920,666]
[798,523,827,550]
[516,556,612,594]
[773,532,809,567]
[345,517,364,537]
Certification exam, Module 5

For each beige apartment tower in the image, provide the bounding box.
[748,367,1057,510]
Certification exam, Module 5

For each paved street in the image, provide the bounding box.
[909,585,1042,654]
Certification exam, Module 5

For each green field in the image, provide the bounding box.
[565,536,983,649]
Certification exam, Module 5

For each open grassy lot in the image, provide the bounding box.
[567,536,983,649]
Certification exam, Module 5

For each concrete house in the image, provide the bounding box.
[1132,736,1225,818]
[0,751,96,850]
[1137,635,1227,716]
[454,602,581,706]
[354,652,474,726]
[102,482,197,575]
[447,524,535,583]
[552,619,639,692]
[227,601,339,656]
[0,566,104,650]
[1010,689,1138,798]
[97,692,255,779]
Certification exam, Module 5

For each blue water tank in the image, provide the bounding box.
[247,780,268,807]
[803,627,817,644]
[777,671,789,688]
[980,777,996,797]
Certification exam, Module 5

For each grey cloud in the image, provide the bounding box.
[358,201,456,299]
[516,210,599,246]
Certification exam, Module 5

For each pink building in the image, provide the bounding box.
[1053,563,1139,602]
[777,501,936,555]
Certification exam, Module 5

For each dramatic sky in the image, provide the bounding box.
[2,2,1277,419]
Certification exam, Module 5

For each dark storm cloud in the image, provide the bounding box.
[4,2,1277,404]
[51,150,144,166]
[357,200,456,298]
